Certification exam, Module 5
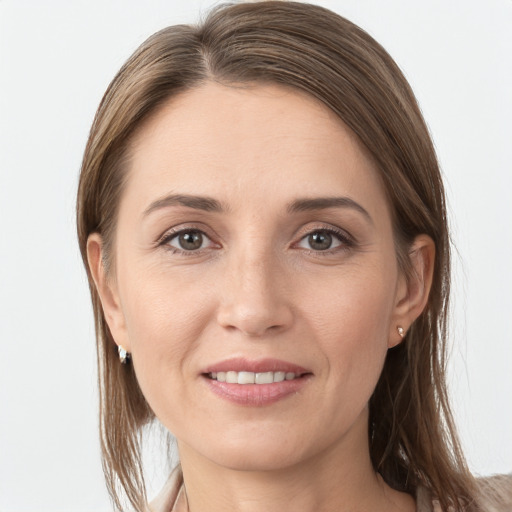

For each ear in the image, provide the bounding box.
[86,233,130,352]
[388,234,435,348]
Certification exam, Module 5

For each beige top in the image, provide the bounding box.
[150,467,512,512]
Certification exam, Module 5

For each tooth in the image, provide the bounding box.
[274,371,285,382]
[212,370,299,383]
[238,371,255,384]
[255,371,273,384]
[226,371,238,384]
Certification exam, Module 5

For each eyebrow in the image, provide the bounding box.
[143,194,226,217]
[142,193,372,223]
[287,197,373,224]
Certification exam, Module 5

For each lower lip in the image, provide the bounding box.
[203,375,311,406]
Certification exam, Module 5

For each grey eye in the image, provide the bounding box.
[297,230,343,251]
[308,231,332,250]
[170,230,205,251]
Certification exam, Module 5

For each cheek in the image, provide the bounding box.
[120,260,213,345]
[117,267,216,403]
[302,263,396,386]
[304,261,396,340]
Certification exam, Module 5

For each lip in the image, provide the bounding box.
[201,358,312,407]
[202,357,309,375]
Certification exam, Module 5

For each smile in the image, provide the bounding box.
[202,358,312,406]
[208,371,299,384]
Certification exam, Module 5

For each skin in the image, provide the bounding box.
[88,83,434,512]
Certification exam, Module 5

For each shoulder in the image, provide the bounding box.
[149,466,184,512]
[474,473,512,511]
[417,474,512,512]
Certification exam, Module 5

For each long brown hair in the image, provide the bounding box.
[77,2,477,510]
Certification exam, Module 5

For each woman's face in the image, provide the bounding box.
[93,83,413,471]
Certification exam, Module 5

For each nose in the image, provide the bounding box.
[216,249,294,337]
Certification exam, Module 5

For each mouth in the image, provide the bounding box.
[201,358,312,406]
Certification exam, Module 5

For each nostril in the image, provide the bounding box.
[216,273,294,336]
[217,306,292,337]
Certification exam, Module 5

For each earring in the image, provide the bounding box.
[397,326,405,338]
[118,345,131,364]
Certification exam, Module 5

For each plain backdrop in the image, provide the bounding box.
[1,1,511,511]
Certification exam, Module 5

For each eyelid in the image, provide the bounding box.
[156,223,220,252]
[154,222,355,255]
[292,223,355,251]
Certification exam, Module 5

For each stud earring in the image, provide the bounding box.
[118,345,131,364]
[397,326,405,338]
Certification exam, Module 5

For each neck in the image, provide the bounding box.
[177,412,415,512]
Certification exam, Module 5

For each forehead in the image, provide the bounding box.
[123,82,388,217]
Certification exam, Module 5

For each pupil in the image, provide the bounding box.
[179,231,203,250]
[309,231,332,250]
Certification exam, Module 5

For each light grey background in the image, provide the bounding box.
[1,1,511,510]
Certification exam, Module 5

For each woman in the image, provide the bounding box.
[76,2,510,511]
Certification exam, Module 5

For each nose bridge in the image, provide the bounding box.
[217,235,293,337]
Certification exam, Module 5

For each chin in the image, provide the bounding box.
[177,424,314,473]
[208,445,307,473]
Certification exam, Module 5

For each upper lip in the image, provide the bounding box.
[202,357,310,375]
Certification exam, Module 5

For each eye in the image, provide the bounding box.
[165,229,213,252]
[296,229,347,251]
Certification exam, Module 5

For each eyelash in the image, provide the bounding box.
[294,226,355,255]
[156,225,355,256]
[157,225,217,256]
